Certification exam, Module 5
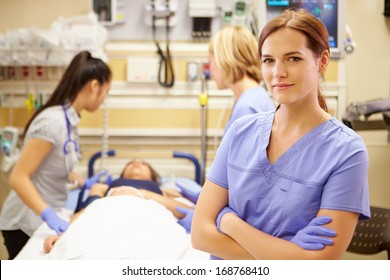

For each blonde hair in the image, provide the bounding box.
[209,25,262,84]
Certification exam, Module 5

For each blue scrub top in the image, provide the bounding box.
[208,111,370,246]
[224,86,275,135]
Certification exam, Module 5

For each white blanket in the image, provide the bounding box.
[16,196,208,260]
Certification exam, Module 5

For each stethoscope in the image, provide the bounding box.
[62,104,79,155]
[62,104,80,189]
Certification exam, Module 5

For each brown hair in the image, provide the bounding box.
[258,8,329,111]
[120,160,161,184]
[23,51,112,137]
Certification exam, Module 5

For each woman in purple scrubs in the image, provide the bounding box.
[192,9,370,260]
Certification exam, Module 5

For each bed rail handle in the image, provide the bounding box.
[88,149,116,177]
[172,151,201,185]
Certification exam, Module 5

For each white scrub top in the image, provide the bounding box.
[0,105,80,236]
[224,86,275,135]
[208,111,370,259]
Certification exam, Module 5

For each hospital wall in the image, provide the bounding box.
[0,0,389,260]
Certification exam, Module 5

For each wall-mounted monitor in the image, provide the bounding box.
[258,0,347,59]
[91,0,125,26]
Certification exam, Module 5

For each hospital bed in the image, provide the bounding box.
[15,197,208,260]
[15,150,209,260]
[342,98,390,131]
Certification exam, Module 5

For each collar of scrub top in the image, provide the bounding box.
[62,104,80,155]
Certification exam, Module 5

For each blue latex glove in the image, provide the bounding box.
[291,216,336,250]
[83,170,108,190]
[40,207,69,235]
[175,180,201,204]
[105,174,113,185]
[216,206,237,233]
[176,207,194,233]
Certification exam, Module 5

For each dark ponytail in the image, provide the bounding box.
[23,51,111,137]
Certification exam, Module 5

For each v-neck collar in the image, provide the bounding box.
[259,112,332,182]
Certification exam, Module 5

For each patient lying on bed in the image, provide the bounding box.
[76,159,193,218]
[41,159,200,259]
[41,191,206,259]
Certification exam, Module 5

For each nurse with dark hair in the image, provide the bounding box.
[0,51,112,259]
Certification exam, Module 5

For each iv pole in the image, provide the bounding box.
[198,72,209,185]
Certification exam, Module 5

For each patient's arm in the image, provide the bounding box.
[43,210,85,254]
[162,188,182,199]
[44,235,60,253]
[139,189,193,219]
[88,183,109,196]
[106,186,192,218]
[43,183,109,254]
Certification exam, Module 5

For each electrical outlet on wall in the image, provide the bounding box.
[187,62,199,82]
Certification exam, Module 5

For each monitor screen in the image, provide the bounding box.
[258,0,346,59]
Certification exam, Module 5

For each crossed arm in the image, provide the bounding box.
[191,179,359,260]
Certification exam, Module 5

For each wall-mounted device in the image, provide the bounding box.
[189,0,216,40]
[144,0,178,27]
[187,61,199,82]
[1,126,20,172]
[127,56,159,83]
[344,24,356,54]
[1,126,18,157]
[258,0,348,59]
[144,0,176,88]
[231,0,249,26]
[91,0,125,25]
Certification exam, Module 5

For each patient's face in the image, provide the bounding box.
[122,159,153,181]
